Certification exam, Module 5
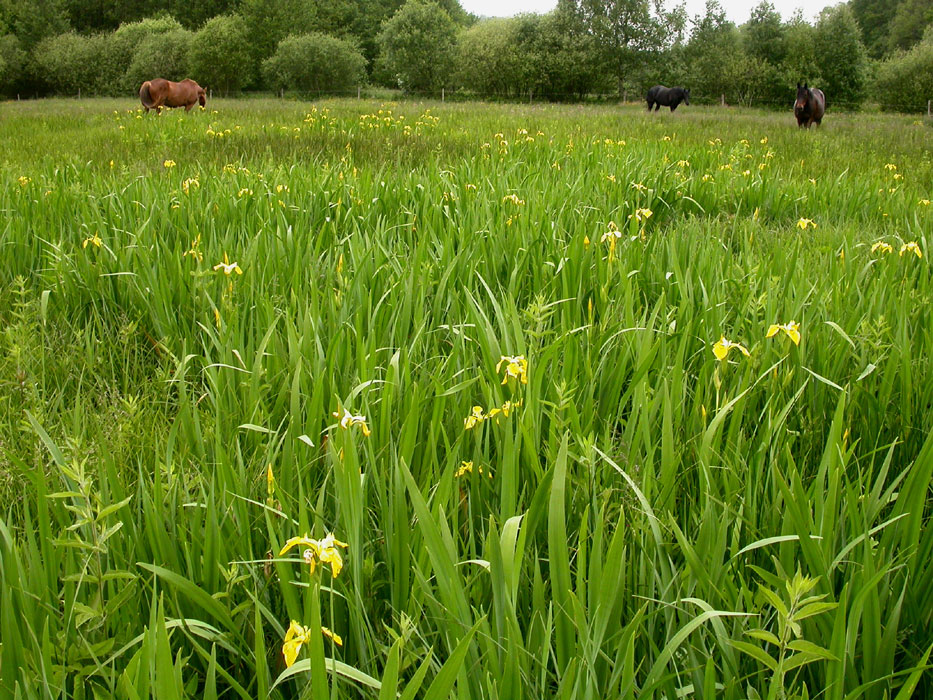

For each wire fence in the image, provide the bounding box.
[10,86,933,117]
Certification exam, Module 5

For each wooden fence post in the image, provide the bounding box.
[442,88,445,102]
[721,94,725,107]
[928,99,931,117]
[357,86,361,99]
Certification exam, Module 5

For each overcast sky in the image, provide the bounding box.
[460,0,823,25]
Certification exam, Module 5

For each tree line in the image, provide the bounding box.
[0,0,931,112]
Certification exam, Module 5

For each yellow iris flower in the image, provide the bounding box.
[766,321,801,346]
[282,621,312,668]
[870,241,893,255]
[332,408,371,436]
[279,533,349,577]
[82,233,103,249]
[497,355,528,384]
[321,626,343,646]
[464,406,485,430]
[796,218,817,230]
[163,160,176,168]
[712,336,750,361]
[900,242,923,259]
[213,252,243,275]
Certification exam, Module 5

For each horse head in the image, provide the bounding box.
[795,82,810,115]
[198,87,207,107]
[682,88,690,106]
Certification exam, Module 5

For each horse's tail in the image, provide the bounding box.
[139,81,155,109]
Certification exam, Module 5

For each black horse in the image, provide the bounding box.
[646,86,690,112]
[794,82,825,128]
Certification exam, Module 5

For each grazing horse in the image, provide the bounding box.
[139,78,206,114]
[646,86,690,112]
[794,82,825,128]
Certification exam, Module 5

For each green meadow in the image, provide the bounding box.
[1,97,932,699]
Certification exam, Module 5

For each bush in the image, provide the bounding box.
[188,15,252,95]
[124,28,193,95]
[103,16,185,95]
[0,34,27,95]
[455,19,526,97]
[377,0,458,92]
[874,27,933,113]
[813,4,869,108]
[261,33,366,95]
[32,32,108,95]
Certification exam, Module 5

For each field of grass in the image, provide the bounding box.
[1,97,932,699]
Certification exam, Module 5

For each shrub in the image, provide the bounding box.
[873,27,933,113]
[261,33,366,95]
[124,28,193,95]
[103,16,185,95]
[188,15,252,95]
[32,32,108,95]
[0,34,27,95]
[455,19,526,97]
[377,0,458,92]
[813,4,869,108]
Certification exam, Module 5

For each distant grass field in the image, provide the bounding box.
[1,97,932,699]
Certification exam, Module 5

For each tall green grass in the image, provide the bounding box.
[1,97,931,699]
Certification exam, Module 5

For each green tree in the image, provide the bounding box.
[849,0,897,58]
[0,33,25,94]
[782,10,819,84]
[0,0,69,47]
[533,1,601,100]
[239,0,316,65]
[683,1,744,102]
[455,18,525,96]
[874,25,933,112]
[377,0,458,92]
[813,3,868,107]
[33,31,107,94]
[261,32,366,94]
[742,1,785,66]
[103,16,184,94]
[124,27,193,92]
[188,14,252,95]
[571,0,683,95]
[887,0,933,52]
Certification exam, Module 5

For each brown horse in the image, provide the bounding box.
[794,82,825,128]
[139,78,206,113]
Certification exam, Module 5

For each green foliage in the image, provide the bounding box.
[32,31,107,94]
[887,0,933,53]
[0,0,69,48]
[849,0,896,58]
[0,33,25,93]
[377,0,458,92]
[455,18,527,97]
[261,33,366,95]
[103,15,185,95]
[124,28,193,93]
[188,14,252,95]
[813,4,869,108]
[742,1,786,66]
[873,26,933,113]
[238,0,316,66]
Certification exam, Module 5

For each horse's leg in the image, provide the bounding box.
[185,103,193,112]
[647,100,653,111]
[655,104,660,112]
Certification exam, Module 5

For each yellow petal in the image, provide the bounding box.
[279,535,316,556]
[712,338,729,361]
[765,325,780,338]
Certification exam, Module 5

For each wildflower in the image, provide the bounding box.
[796,218,817,230]
[456,461,491,478]
[677,160,690,168]
[18,176,31,187]
[332,408,371,436]
[497,355,528,384]
[279,532,349,577]
[486,399,521,421]
[321,626,343,646]
[870,241,893,255]
[606,174,616,183]
[630,182,647,193]
[884,163,897,171]
[464,406,485,430]
[109,160,114,169]
[766,321,801,346]
[502,193,525,206]
[628,208,653,223]
[900,242,923,259]
[701,174,713,183]
[223,163,238,174]
[760,137,768,144]
[919,199,930,206]
[266,464,275,504]
[465,183,477,191]
[712,336,750,361]
[213,253,243,275]
[600,221,621,242]
[163,160,176,168]
[82,233,103,249]
[237,188,253,197]
[183,234,203,262]
[276,184,289,193]
[282,621,312,668]
[182,177,200,194]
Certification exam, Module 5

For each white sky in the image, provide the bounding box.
[460,0,822,25]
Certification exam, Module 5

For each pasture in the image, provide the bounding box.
[1,97,932,699]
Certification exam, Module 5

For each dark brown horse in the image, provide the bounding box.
[646,86,690,112]
[139,78,206,113]
[794,82,825,128]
